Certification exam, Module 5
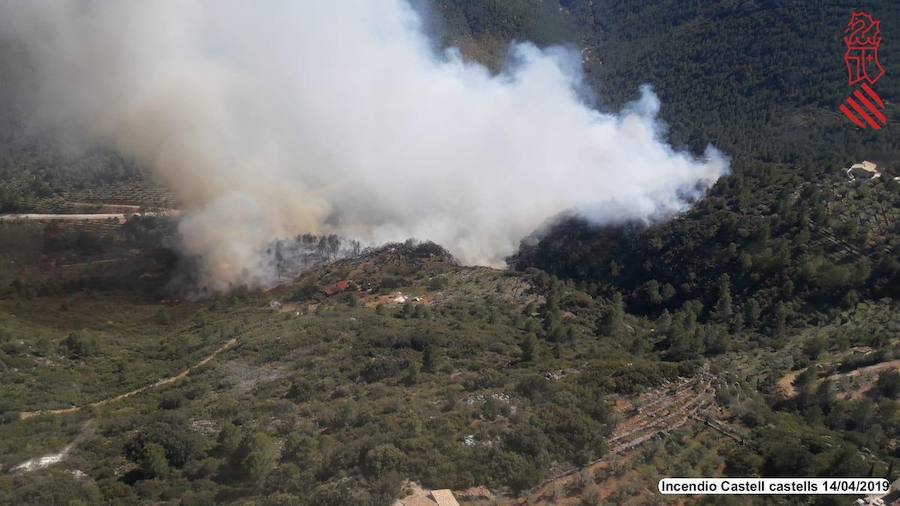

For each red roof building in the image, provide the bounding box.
[320,280,351,296]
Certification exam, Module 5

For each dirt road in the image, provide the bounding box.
[824,359,900,381]
[778,359,900,399]
[0,213,132,223]
[18,338,238,421]
[0,209,178,223]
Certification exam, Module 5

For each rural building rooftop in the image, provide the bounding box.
[847,160,881,180]
[430,490,460,506]
[396,488,460,506]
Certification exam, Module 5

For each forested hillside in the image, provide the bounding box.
[446,5,900,501]
[576,0,899,162]
[433,0,900,327]
[437,0,900,163]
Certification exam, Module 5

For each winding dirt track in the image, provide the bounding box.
[823,359,900,381]
[18,338,238,421]
[777,359,900,399]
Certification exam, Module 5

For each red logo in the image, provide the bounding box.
[840,11,887,130]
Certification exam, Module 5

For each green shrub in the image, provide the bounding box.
[226,432,278,483]
[363,444,405,478]
[360,358,402,383]
[59,332,99,358]
[876,370,900,398]
[137,443,170,479]
[380,276,407,290]
[428,276,449,291]
[290,283,321,301]
[128,414,204,468]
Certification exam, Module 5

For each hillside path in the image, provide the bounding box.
[823,359,900,381]
[18,338,238,421]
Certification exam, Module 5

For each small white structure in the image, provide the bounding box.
[847,160,881,180]
[394,484,461,506]
[430,490,460,506]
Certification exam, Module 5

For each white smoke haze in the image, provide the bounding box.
[0,0,728,292]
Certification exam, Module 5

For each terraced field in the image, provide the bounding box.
[516,372,722,505]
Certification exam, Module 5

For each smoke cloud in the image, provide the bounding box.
[0,0,727,292]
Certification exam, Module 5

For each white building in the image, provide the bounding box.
[847,161,881,180]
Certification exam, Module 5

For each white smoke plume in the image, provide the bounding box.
[0,0,728,292]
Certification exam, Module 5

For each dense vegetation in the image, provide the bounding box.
[0,1,898,505]
[0,240,676,503]
[438,0,900,162]
[0,225,896,505]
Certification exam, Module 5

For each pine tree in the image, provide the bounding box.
[403,359,420,386]
[565,326,577,344]
[682,306,698,334]
[713,274,733,322]
[422,346,437,373]
[137,442,169,479]
[520,334,537,363]
[774,303,788,341]
[644,280,662,305]
[744,298,761,328]
[542,290,561,330]
[661,283,677,301]
[658,309,672,332]
[230,432,277,483]
[731,310,744,333]
[549,323,564,343]
[597,291,624,337]
[609,260,621,278]
[215,423,243,457]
